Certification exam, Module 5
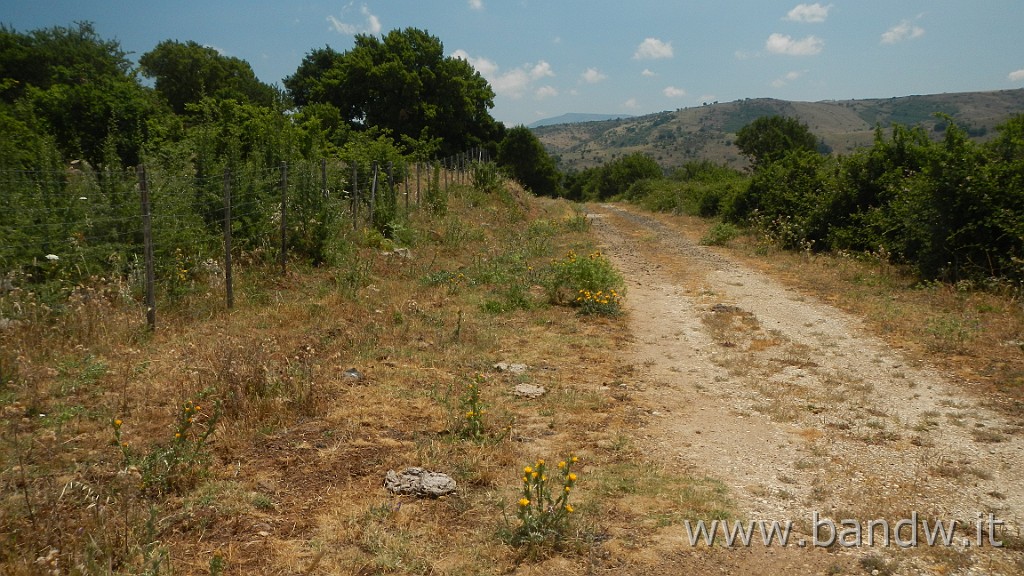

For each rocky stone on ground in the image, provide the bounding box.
[383,467,456,497]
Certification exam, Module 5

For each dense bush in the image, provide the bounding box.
[621,160,745,217]
[722,115,1024,283]
[565,152,662,201]
[614,113,1024,286]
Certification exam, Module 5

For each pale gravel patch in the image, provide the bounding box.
[587,203,1024,574]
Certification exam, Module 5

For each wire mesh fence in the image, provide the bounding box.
[0,148,491,330]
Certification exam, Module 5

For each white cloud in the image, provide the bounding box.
[490,69,532,98]
[530,61,554,80]
[1009,69,1024,82]
[663,86,687,98]
[881,21,925,44]
[784,3,831,23]
[581,67,607,84]
[453,49,498,76]
[535,85,558,99]
[327,4,382,35]
[624,98,640,110]
[453,50,554,99]
[468,0,483,10]
[772,70,805,88]
[641,69,657,77]
[634,38,674,60]
[765,33,824,56]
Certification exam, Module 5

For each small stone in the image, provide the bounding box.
[342,368,364,382]
[384,467,456,497]
[382,247,413,259]
[494,362,528,374]
[514,383,546,398]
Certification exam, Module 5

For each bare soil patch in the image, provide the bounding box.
[587,203,1024,575]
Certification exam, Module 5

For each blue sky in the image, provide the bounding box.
[4,1,1023,126]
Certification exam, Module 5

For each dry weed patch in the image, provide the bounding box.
[0,183,717,574]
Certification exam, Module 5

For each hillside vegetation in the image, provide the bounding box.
[534,89,1024,172]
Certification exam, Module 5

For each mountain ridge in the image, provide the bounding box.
[527,113,635,128]
[532,88,1024,172]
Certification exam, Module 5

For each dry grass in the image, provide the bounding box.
[12,196,1024,574]
[0,184,732,575]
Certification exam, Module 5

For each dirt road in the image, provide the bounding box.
[587,203,1024,575]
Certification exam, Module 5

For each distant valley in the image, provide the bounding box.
[531,89,1024,172]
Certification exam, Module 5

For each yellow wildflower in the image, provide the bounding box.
[565,504,574,513]
[518,498,530,507]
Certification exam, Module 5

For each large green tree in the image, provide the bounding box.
[734,115,820,169]
[496,126,560,197]
[284,28,501,156]
[139,40,279,114]
[0,22,156,166]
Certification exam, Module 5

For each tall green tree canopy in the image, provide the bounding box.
[284,28,501,156]
[496,126,560,197]
[734,115,820,169]
[0,21,132,102]
[139,40,280,114]
[0,22,155,166]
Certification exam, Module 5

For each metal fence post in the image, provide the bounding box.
[223,169,233,309]
[137,165,156,330]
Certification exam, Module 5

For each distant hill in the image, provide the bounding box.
[528,113,635,128]
[532,89,1024,172]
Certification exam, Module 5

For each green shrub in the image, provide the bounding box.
[472,162,502,194]
[701,222,741,246]
[424,163,447,215]
[542,249,625,307]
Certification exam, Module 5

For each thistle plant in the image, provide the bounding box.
[507,455,580,549]
[573,288,622,316]
[459,373,487,441]
[113,397,219,496]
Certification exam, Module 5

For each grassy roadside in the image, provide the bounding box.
[0,180,733,575]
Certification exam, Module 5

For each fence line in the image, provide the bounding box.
[1,148,492,331]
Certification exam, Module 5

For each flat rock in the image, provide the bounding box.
[494,362,528,374]
[514,383,546,398]
[384,467,456,497]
